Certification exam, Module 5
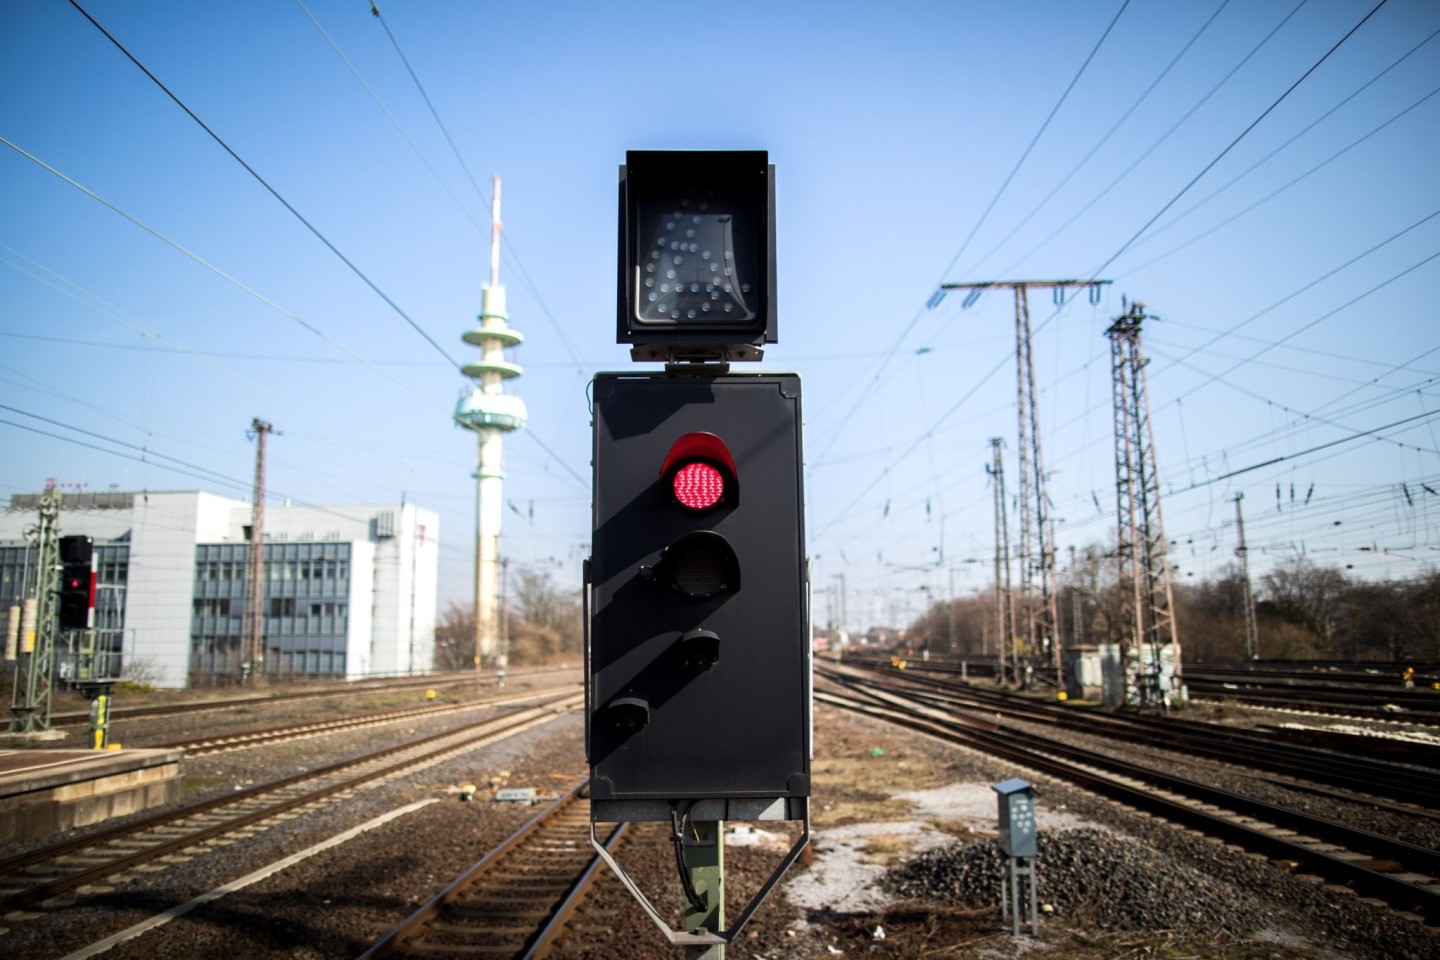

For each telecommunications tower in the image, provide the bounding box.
[455,176,527,666]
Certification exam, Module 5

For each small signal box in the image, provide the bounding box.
[992,777,1037,858]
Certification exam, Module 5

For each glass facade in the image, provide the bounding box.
[189,541,352,684]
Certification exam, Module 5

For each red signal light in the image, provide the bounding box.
[662,432,737,512]
[673,461,725,511]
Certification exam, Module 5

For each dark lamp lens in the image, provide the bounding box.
[673,461,725,510]
[669,537,730,598]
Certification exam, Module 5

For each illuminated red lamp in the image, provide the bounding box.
[661,432,737,512]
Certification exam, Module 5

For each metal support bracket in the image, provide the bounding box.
[589,811,810,947]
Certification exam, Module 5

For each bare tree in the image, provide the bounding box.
[433,600,476,670]
[1259,558,1349,656]
[507,569,581,665]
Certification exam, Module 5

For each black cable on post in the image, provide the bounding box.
[670,803,708,914]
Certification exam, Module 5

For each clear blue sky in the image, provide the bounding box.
[4,0,1437,632]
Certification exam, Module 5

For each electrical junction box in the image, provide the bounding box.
[992,777,1037,857]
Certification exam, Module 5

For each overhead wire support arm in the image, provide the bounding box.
[933,279,1112,688]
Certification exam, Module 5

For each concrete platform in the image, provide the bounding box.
[0,748,185,845]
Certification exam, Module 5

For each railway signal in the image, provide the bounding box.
[57,535,95,630]
[587,149,810,951]
[587,372,809,802]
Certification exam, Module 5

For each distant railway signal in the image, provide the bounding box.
[57,535,95,630]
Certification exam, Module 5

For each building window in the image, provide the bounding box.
[193,598,231,617]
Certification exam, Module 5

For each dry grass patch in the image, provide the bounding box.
[815,796,917,828]
[859,833,912,863]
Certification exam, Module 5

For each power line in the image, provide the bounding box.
[828,1,1324,508]
[367,0,589,372]
[807,1,1131,471]
[1169,247,1440,406]
[1119,83,1440,279]
[66,0,465,370]
[1154,208,1440,379]
[0,330,445,365]
[1146,347,1440,458]
[993,0,1310,279]
[1,136,445,411]
[0,406,462,532]
[1175,409,1438,491]
[1093,0,1391,279]
[1131,25,1440,256]
[962,0,1232,279]
[940,0,1132,282]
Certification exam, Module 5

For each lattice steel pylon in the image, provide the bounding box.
[1233,493,1259,661]
[986,437,1015,683]
[1107,301,1180,708]
[939,279,1109,686]
[8,488,60,734]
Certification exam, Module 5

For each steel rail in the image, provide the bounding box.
[360,780,627,958]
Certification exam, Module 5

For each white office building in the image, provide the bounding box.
[1,490,438,689]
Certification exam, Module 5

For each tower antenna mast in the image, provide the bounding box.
[455,176,527,675]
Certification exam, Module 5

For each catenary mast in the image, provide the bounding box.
[455,176,527,668]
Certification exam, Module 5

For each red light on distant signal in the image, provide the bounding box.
[673,461,725,511]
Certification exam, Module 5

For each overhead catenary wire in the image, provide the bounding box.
[808,1,1131,473]
[0,405,465,534]
[1036,212,1440,453]
[295,0,595,493]
[1168,247,1440,407]
[1129,24,1440,255]
[0,331,446,365]
[367,0,589,372]
[992,0,1310,280]
[815,3,1375,555]
[66,0,465,370]
[1092,0,1392,280]
[1118,83,1440,280]
[0,136,446,412]
[824,0,1409,559]
[960,0,1233,280]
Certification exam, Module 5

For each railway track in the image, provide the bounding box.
[48,666,577,729]
[846,652,1440,724]
[0,692,583,916]
[155,687,567,755]
[1183,678,1440,724]
[819,667,1440,923]
[361,780,625,958]
[832,662,1440,808]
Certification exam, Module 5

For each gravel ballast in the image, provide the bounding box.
[1,679,1436,959]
